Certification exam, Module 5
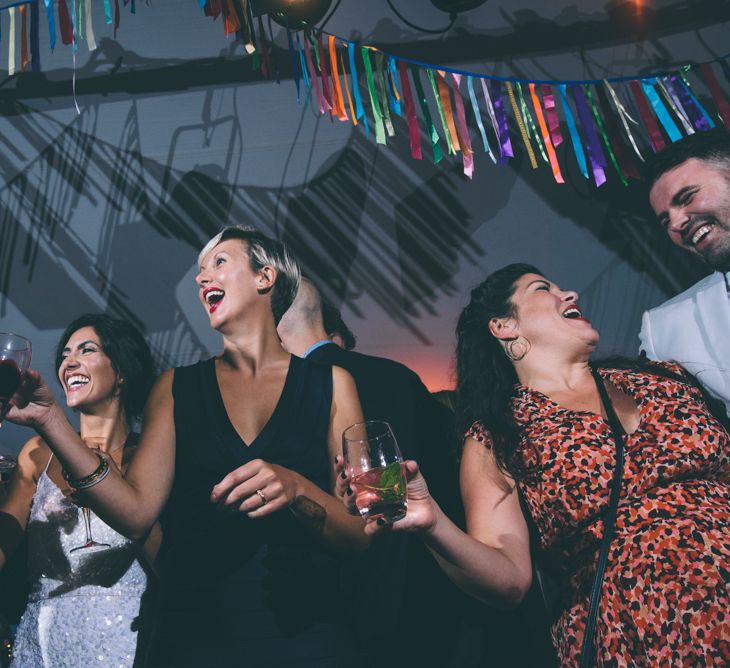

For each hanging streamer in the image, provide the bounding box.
[541,85,563,148]
[451,74,474,178]
[304,30,328,113]
[480,79,504,162]
[427,69,455,155]
[398,60,422,160]
[629,80,666,153]
[516,82,547,163]
[20,4,29,71]
[435,70,461,152]
[361,47,386,144]
[375,52,395,137]
[669,75,712,132]
[604,80,644,162]
[641,79,682,143]
[489,80,514,164]
[85,0,96,51]
[286,29,300,103]
[411,64,442,163]
[572,85,607,186]
[700,62,730,131]
[8,8,16,77]
[558,84,589,179]
[529,83,564,183]
[657,78,693,135]
[506,81,537,169]
[348,42,367,134]
[328,36,347,120]
[467,75,495,163]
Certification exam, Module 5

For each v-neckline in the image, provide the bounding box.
[208,355,299,451]
[517,368,644,438]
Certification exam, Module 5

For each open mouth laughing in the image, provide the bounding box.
[203,287,225,313]
[65,374,90,392]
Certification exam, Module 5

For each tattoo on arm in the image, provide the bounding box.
[289,495,327,532]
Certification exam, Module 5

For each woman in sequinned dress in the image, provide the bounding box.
[0,314,158,667]
[340,263,729,666]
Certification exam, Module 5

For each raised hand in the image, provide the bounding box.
[2,369,59,429]
[210,458,303,518]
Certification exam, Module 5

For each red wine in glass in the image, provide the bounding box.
[0,333,32,420]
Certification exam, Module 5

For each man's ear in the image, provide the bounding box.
[257,265,277,294]
[488,316,518,341]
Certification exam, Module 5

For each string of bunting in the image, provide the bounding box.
[260,25,730,184]
[1,0,728,187]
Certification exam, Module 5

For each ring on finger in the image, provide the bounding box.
[255,489,268,506]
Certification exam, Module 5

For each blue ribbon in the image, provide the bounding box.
[103,0,112,23]
[43,0,55,50]
[558,84,588,179]
[348,42,368,137]
[295,32,310,106]
[467,75,494,161]
[642,79,682,142]
[387,56,401,117]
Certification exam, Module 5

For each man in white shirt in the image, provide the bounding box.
[639,129,730,415]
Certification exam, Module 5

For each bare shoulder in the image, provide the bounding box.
[331,365,357,394]
[17,435,52,483]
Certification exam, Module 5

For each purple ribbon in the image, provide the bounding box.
[572,85,607,187]
[667,75,712,132]
[489,80,513,164]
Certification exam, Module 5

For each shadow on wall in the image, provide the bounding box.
[0,65,709,365]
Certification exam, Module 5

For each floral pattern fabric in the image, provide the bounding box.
[467,365,730,667]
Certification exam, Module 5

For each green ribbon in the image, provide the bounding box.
[517,82,548,163]
[586,86,627,187]
[426,69,455,154]
[410,64,442,163]
[361,48,386,145]
[375,52,395,137]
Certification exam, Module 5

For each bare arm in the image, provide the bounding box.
[342,436,533,608]
[6,369,176,540]
[211,365,369,553]
[420,436,532,607]
[0,437,48,570]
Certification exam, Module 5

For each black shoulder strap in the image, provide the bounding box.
[580,368,626,668]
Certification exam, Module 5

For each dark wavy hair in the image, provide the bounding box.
[322,302,357,351]
[55,314,156,423]
[455,264,729,479]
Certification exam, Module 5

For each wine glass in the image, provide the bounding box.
[0,333,32,423]
[70,505,110,552]
[343,420,407,524]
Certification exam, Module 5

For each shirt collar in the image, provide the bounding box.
[302,339,335,358]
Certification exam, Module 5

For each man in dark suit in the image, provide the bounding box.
[277,279,472,667]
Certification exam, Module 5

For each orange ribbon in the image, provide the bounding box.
[529,84,564,183]
[436,71,460,152]
[328,36,348,121]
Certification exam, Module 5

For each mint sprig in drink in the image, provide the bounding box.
[343,421,407,523]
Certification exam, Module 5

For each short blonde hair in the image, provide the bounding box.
[198,225,301,323]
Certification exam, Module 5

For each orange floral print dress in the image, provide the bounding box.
[467,366,730,667]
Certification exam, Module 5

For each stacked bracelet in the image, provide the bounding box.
[62,453,110,490]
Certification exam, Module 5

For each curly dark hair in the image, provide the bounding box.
[455,264,728,479]
[55,314,156,423]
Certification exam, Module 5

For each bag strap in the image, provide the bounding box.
[580,368,626,668]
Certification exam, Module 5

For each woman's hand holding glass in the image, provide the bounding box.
[335,455,439,536]
[210,458,303,517]
[2,368,60,431]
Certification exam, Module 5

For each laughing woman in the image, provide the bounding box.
[0,314,157,667]
[5,227,367,668]
[344,264,730,667]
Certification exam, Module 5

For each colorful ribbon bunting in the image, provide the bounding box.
[529,83,564,183]
[506,81,537,169]
[558,84,589,179]
[398,60,422,160]
[700,62,730,131]
[572,85,607,186]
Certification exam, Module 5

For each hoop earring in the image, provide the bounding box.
[505,336,530,361]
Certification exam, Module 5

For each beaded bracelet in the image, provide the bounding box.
[62,452,110,490]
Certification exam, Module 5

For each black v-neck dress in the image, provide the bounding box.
[146,355,359,667]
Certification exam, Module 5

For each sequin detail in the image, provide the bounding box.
[11,469,148,667]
